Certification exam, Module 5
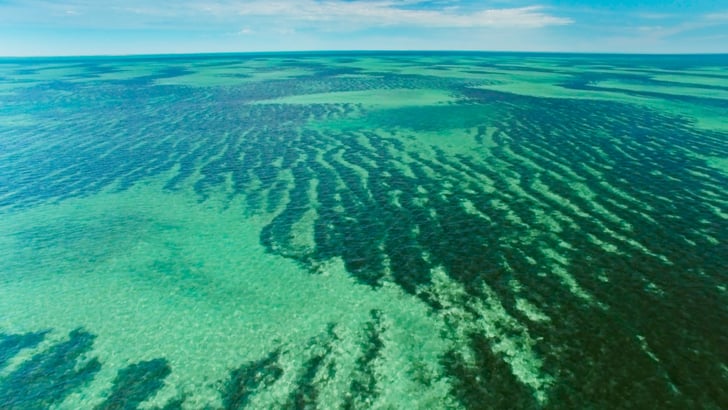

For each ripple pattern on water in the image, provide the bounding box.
[0,53,726,409]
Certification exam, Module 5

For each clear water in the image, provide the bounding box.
[0,52,726,409]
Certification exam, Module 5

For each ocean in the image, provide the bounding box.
[0,52,726,409]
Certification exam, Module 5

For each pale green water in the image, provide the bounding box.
[0,174,453,408]
[0,52,726,409]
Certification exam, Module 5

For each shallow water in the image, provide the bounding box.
[0,52,726,409]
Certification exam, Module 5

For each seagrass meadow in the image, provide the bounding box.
[0,52,726,409]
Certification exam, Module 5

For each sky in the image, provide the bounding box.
[0,0,727,56]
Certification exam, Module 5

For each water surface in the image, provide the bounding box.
[0,52,726,409]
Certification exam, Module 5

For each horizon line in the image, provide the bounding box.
[1,49,727,60]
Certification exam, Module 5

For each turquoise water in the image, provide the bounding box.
[0,52,726,409]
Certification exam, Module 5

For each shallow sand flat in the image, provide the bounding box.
[154,65,316,86]
[331,56,425,73]
[6,62,166,83]
[255,88,459,107]
[0,114,36,127]
[0,52,726,409]
[471,75,728,133]
[472,81,638,102]
[593,79,728,100]
[650,73,728,87]
[0,177,451,408]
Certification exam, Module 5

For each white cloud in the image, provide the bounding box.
[629,10,728,41]
[705,11,728,21]
[636,13,676,20]
[225,1,572,28]
[0,0,571,29]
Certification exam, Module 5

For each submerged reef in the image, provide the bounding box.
[1,52,726,409]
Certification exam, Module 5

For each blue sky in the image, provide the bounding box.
[0,0,726,56]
